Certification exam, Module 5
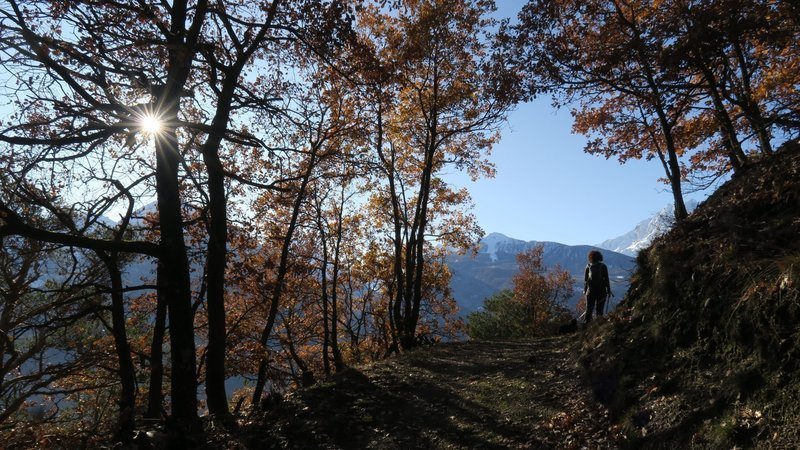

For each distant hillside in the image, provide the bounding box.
[448,233,636,313]
[580,144,800,448]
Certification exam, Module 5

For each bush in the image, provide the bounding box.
[467,290,529,339]
[467,289,570,339]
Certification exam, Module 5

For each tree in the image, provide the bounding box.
[515,0,696,221]
[357,0,509,350]
[0,0,207,429]
[468,245,573,339]
[0,180,146,441]
[467,290,527,339]
[248,51,362,404]
[666,0,799,157]
[0,233,117,445]
[513,0,799,221]
[0,0,357,429]
[511,245,572,333]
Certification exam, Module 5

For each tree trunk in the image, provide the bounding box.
[319,222,331,377]
[694,54,749,170]
[405,149,433,348]
[730,37,773,156]
[329,193,345,371]
[100,252,137,444]
[202,128,230,419]
[374,101,404,354]
[665,146,688,222]
[653,147,688,222]
[402,76,440,349]
[146,263,167,419]
[197,10,279,417]
[252,145,320,405]
[638,62,688,222]
[155,122,199,429]
[152,0,209,429]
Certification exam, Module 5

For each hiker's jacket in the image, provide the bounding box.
[584,262,611,297]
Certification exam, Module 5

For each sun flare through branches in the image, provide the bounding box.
[139,113,164,136]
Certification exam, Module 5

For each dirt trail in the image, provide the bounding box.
[241,335,624,449]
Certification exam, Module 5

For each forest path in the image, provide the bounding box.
[240,335,625,449]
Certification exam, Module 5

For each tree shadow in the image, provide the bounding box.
[244,337,585,449]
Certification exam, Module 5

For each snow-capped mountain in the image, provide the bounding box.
[480,232,545,262]
[596,200,699,256]
[448,232,636,314]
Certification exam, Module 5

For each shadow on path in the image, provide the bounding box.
[245,335,622,449]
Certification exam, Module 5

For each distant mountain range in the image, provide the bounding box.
[447,233,636,314]
[113,201,686,319]
[448,201,695,314]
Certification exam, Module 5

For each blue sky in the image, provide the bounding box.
[0,0,714,247]
[445,98,706,246]
[441,1,715,246]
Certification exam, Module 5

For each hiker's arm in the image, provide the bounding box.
[584,265,589,294]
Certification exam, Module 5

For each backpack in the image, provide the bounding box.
[587,262,606,293]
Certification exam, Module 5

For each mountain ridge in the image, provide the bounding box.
[595,199,699,256]
[448,232,636,314]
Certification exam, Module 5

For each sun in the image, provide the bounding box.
[140,114,163,135]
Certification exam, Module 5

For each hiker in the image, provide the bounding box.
[584,250,612,324]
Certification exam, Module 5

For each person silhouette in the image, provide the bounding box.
[584,250,612,324]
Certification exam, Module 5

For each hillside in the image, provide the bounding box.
[579,144,800,448]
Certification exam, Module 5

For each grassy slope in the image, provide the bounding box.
[579,145,800,448]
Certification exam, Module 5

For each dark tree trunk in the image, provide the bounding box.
[155,123,199,429]
[639,62,688,222]
[612,3,689,222]
[400,76,439,350]
[146,263,167,419]
[202,125,230,418]
[320,227,331,377]
[695,55,749,170]
[730,38,773,156]
[197,10,279,417]
[284,322,314,387]
[99,252,136,444]
[401,165,431,349]
[329,195,345,372]
[373,101,404,354]
[664,144,688,222]
[152,0,210,429]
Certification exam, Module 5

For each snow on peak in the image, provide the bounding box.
[481,232,511,262]
[596,200,699,256]
[478,232,538,262]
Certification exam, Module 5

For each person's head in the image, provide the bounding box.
[588,250,603,263]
